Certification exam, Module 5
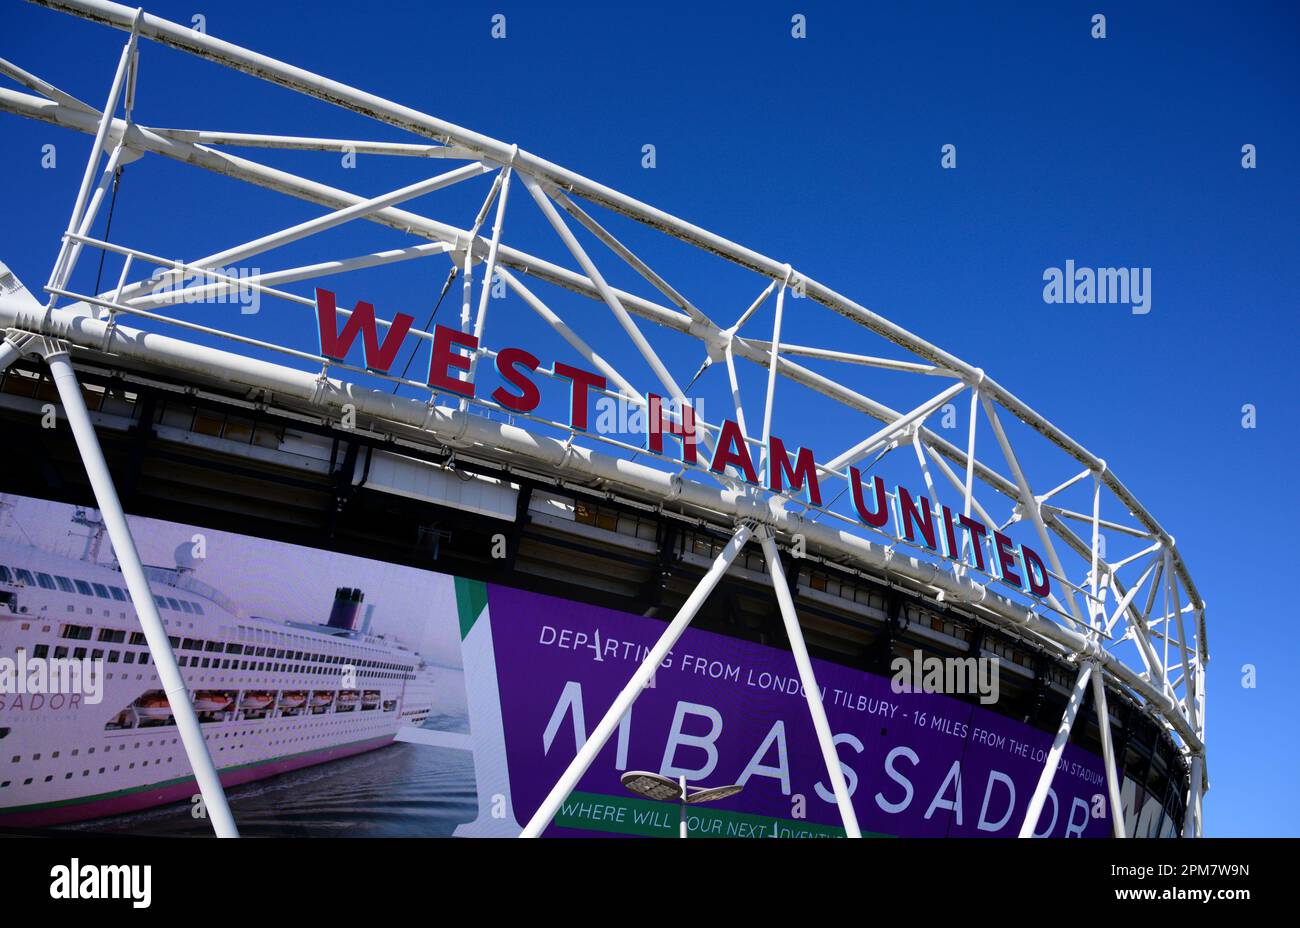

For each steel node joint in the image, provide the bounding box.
[4,327,70,361]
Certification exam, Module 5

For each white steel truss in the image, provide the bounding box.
[0,0,1208,838]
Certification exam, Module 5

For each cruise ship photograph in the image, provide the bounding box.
[0,492,474,834]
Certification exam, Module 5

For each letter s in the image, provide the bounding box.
[875,745,919,814]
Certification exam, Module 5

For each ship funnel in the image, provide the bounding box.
[327,587,365,630]
[174,540,202,573]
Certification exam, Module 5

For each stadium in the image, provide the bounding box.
[0,0,1206,839]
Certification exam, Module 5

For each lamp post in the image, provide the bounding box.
[620,770,744,839]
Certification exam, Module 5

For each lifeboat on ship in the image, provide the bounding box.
[135,691,173,721]
[277,691,306,709]
[337,690,359,707]
[240,691,273,711]
[310,691,334,708]
[193,691,233,712]
[361,690,380,709]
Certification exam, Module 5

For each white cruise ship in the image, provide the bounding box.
[0,503,438,827]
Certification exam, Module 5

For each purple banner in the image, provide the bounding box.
[489,584,1110,837]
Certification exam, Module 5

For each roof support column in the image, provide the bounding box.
[1019,660,1092,837]
[44,345,239,838]
[1091,663,1127,838]
[758,526,862,838]
[518,521,754,837]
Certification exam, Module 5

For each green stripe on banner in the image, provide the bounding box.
[555,790,891,839]
[454,577,489,640]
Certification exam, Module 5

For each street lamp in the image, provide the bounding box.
[620,770,744,838]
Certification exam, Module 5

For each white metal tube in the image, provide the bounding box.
[1162,558,1172,694]
[127,242,453,309]
[743,340,952,376]
[45,350,239,838]
[925,443,1000,535]
[67,234,315,308]
[911,431,945,527]
[59,142,127,286]
[464,168,512,402]
[962,387,979,572]
[1184,754,1203,837]
[759,530,862,838]
[981,394,1088,628]
[0,55,96,112]
[149,128,474,158]
[1037,467,1092,506]
[1105,558,1158,637]
[1089,475,1102,628]
[758,280,786,477]
[192,160,486,268]
[1090,664,1126,838]
[722,340,749,440]
[1166,552,1197,731]
[518,523,753,837]
[679,775,688,839]
[108,247,133,307]
[1019,661,1093,838]
[1045,510,1166,670]
[1041,505,1154,539]
[472,168,511,339]
[495,266,642,402]
[1108,539,1163,572]
[523,172,722,466]
[0,338,22,372]
[47,36,133,294]
[130,161,488,304]
[550,186,711,327]
[459,170,505,334]
[825,380,967,473]
[522,173,687,408]
[731,281,775,335]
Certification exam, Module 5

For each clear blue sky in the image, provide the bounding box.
[1,0,1296,837]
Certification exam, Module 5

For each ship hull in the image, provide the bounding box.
[0,733,394,828]
[0,506,441,831]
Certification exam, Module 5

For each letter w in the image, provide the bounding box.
[315,288,414,374]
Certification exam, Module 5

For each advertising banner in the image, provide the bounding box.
[484,583,1111,838]
[0,490,1114,838]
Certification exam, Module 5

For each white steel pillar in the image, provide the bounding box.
[1090,662,1126,838]
[1184,754,1203,838]
[1019,660,1093,838]
[757,273,788,478]
[462,166,512,411]
[758,528,862,838]
[45,347,239,838]
[0,335,22,372]
[46,31,136,299]
[679,775,688,839]
[519,522,754,838]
